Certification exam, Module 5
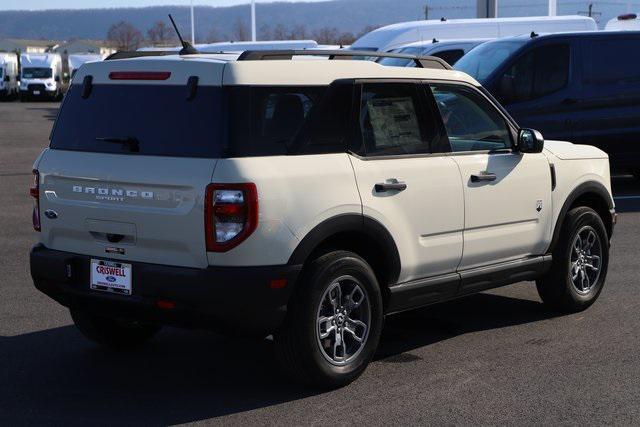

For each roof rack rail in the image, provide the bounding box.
[236,49,453,70]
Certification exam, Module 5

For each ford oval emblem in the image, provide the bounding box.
[106,276,116,283]
[44,209,58,219]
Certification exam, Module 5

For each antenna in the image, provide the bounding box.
[168,14,199,55]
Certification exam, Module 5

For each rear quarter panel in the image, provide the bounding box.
[209,154,361,266]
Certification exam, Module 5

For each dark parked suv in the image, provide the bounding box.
[455,31,640,176]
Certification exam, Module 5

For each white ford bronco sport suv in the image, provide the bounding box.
[30,48,615,388]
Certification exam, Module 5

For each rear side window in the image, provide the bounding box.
[499,44,570,103]
[227,86,325,157]
[358,83,437,157]
[51,84,224,158]
[585,38,640,86]
[432,49,465,65]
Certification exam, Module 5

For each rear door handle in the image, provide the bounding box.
[470,172,497,183]
[375,180,407,192]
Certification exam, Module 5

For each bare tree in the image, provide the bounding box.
[232,18,249,41]
[206,27,222,43]
[107,21,143,51]
[336,32,356,46]
[312,27,339,45]
[258,24,272,40]
[147,21,175,46]
[357,25,381,38]
[290,24,307,40]
[272,23,288,40]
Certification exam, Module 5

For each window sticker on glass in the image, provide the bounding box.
[367,97,421,148]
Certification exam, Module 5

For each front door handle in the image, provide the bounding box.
[470,172,497,183]
[375,180,407,192]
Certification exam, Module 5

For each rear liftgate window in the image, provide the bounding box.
[50,83,225,158]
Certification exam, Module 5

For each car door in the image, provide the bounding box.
[491,40,579,143]
[349,81,465,284]
[429,83,552,271]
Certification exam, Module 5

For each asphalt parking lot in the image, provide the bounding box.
[1,102,639,425]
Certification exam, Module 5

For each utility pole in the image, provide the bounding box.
[251,0,257,42]
[424,2,429,20]
[190,0,195,44]
[549,0,557,16]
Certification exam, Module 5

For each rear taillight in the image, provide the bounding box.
[205,183,258,252]
[30,169,40,232]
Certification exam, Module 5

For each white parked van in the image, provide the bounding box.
[20,53,64,101]
[68,54,104,79]
[605,13,640,31]
[0,52,19,100]
[351,16,597,52]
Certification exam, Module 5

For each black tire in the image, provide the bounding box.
[536,206,609,312]
[70,309,161,349]
[274,250,384,389]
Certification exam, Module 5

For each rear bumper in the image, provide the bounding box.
[30,244,301,335]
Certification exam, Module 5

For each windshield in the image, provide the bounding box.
[22,67,52,79]
[455,40,526,82]
[377,47,424,67]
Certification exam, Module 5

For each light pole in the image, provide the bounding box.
[251,0,257,42]
[190,0,195,44]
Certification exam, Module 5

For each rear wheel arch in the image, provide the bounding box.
[288,214,401,299]
[550,181,614,252]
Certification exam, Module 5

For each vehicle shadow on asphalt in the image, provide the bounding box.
[25,106,59,121]
[0,292,560,424]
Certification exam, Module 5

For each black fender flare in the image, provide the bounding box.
[287,214,401,284]
[549,181,614,252]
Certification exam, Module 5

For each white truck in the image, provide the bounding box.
[68,54,104,79]
[20,53,64,101]
[0,52,19,100]
[29,49,615,388]
[351,15,598,53]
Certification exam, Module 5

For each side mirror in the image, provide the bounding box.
[54,75,60,82]
[518,128,544,153]
[3,75,9,82]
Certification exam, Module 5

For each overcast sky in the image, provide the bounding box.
[2,0,327,11]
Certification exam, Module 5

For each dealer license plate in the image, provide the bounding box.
[90,259,132,295]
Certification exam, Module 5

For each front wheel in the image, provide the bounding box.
[70,309,161,349]
[536,207,609,312]
[274,251,384,389]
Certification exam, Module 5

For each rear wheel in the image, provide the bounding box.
[70,309,161,349]
[274,251,383,389]
[536,207,609,312]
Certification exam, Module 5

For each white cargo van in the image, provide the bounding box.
[605,13,640,31]
[68,54,104,79]
[20,53,63,101]
[0,52,19,100]
[351,16,597,52]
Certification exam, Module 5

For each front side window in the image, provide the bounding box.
[431,84,512,152]
[359,83,436,157]
[455,40,527,82]
[22,67,52,79]
[498,44,570,103]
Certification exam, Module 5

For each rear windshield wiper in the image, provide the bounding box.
[95,136,140,153]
